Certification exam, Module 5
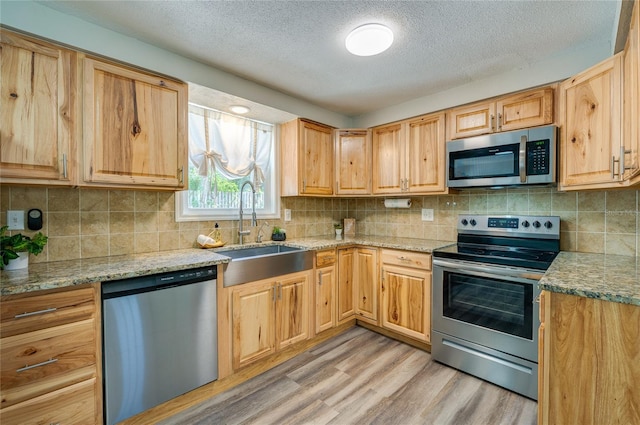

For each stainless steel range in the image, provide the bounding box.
[432,214,560,400]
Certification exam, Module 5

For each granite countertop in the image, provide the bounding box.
[0,249,230,296]
[539,252,640,306]
[0,236,453,296]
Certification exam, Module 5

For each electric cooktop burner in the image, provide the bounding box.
[433,214,561,270]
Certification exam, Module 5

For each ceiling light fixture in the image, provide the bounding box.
[230,105,250,114]
[345,23,394,56]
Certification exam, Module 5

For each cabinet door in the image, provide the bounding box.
[354,248,378,323]
[560,54,623,188]
[335,129,371,195]
[446,101,495,140]
[381,265,430,342]
[406,113,446,193]
[83,58,187,189]
[372,123,404,194]
[276,273,310,349]
[232,281,276,369]
[0,378,97,425]
[337,248,356,321]
[623,0,640,181]
[315,265,336,333]
[0,31,74,184]
[299,120,333,195]
[496,88,554,132]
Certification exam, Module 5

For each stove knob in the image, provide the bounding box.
[521,220,530,228]
[532,220,541,228]
[461,219,468,226]
[469,219,477,226]
[544,221,553,229]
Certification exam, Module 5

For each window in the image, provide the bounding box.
[176,104,279,221]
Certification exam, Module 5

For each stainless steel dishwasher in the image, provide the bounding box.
[102,266,217,425]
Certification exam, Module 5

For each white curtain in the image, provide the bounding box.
[188,104,273,200]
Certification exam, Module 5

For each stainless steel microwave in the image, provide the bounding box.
[446,125,557,188]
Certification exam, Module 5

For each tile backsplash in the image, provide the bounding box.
[1,186,638,263]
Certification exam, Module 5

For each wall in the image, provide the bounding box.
[1,186,637,265]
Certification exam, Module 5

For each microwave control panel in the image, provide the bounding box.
[526,139,550,175]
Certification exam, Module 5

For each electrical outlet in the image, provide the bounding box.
[284,209,292,222]
[7,210,25,230]
[421,208,434,221]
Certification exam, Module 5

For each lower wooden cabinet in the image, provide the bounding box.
[380,249,431,343]
[1,378,97,425]
[337,247,379,325]
[315,249,337,334]
[538,291,640,424]
[0,284,102,424]
[231,271,311,370]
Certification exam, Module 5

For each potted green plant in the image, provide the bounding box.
[334,222,343,238]
[1,225,48,270]
[271,226,286,241]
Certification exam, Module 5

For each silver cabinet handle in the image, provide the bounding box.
[62,154,68,179]
[519,135,527,183]
[178,166,184,184]
[17,358,58,373]
[15,307,57,319]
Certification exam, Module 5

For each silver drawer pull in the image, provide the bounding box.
[15,307,57,318]
[17,358,58,373]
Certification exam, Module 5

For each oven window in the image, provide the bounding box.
[442,271,533,339]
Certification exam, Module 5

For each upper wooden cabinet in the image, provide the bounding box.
[0,30,76,186]
[281,118,334,196]
[372,112,447,195]
[623,0,640,184]
[447,87,554,140]
[559,53,625,190]
[335,129,371,195]
[82,58,188,189]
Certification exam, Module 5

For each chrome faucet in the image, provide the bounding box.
[256,221,269,243]
[238,181,257,244]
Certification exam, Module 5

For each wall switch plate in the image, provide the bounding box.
[284,209,292,222]
[7,210,25,230]
[421,208,434,221]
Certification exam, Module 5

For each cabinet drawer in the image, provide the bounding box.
[0,286,96,338]
[1,319,96,408]
[316,249,336,267]
[381,249,431,270]
[1,378,97,425]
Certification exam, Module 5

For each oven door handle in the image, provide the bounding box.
[433,258,544,281]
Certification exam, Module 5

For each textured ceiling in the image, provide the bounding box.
[40,1,621,117]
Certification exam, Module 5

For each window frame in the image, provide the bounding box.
[175,114,281,222]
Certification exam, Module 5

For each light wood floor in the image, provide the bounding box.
[159,327,537,425]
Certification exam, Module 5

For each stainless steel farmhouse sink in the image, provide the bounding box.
[218,245,313,287]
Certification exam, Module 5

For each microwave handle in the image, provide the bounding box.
[519,135,527,183]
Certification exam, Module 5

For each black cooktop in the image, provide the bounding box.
[433,242,559,270]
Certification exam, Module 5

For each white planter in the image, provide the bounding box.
[335,228,343,239]
[4,252,29,270]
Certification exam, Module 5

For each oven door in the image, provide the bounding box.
[432,257,541,362]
